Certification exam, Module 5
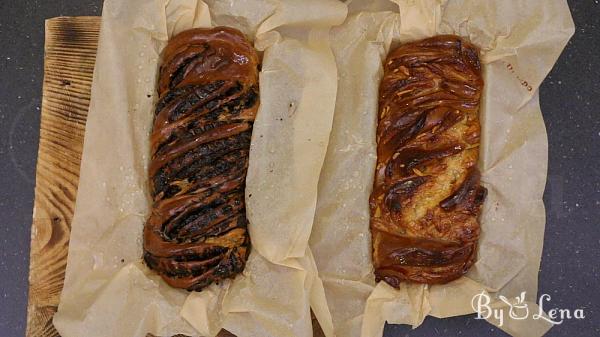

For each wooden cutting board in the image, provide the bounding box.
[27,16,324,337]
[27,16,100,337]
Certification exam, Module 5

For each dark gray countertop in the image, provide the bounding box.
[0,1,598,336]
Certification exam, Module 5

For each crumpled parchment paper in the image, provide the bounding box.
[309,1,574,337]
[52,0,574,336]
[53,1,346,337]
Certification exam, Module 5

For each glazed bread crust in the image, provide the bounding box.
[143,27,259,291]
[370,35,487,287]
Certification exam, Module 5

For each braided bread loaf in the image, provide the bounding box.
[143,27,259,291]
[370,35,487,286]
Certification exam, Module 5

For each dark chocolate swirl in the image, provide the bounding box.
[143,27,259,291]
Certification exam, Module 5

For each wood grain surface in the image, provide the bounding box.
[26,16,100,337]
[27,16,324,337]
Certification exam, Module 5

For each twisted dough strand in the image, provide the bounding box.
[143,27,259,291]
[371,35,487,287]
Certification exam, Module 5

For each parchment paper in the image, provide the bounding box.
[309,1,574,337]
[53,1,346,337]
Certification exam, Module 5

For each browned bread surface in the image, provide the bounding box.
[143,27,259,291]
[370,35,487,287]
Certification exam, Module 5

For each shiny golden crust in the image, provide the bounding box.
[143,27,259,291]
[370,35,487,287]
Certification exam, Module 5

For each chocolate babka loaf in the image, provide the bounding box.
[143,27,259,291]
[370,35,487,286]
